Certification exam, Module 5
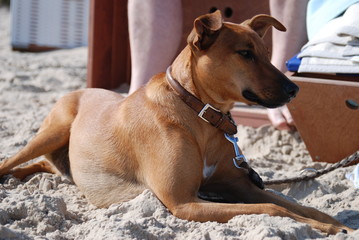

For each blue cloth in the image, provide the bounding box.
[307,0,359,39]
[286,54,301,72]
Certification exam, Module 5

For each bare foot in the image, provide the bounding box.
[267,105,296,130]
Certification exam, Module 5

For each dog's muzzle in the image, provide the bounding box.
[242,82,299,108]
[283,82,299,100]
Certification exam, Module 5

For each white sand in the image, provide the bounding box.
[0,7,358,239]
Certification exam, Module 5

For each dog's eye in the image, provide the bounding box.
[237,50,254,60]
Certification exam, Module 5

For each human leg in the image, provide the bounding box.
[128,0,183,94]
[268,0,309,130]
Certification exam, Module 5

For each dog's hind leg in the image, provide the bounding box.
[0,91,81,179]
[9,143,71,181]
[9,160,59,180]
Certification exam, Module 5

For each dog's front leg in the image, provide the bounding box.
[144,154,351,235]
[240,183,353,232]
[164,195,349,235]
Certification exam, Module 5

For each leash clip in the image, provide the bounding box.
[225,134,264,189]
[224,133,248,169]
[233,155,247,169]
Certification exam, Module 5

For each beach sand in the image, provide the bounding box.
[1,7,358,239]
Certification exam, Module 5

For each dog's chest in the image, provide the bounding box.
[202,158,217,179]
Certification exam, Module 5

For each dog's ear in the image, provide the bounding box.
[188,10,223,50]
[243,14,286,38]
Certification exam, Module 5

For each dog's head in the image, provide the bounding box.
[187,10,298,108]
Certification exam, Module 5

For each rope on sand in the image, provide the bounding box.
[264,150,359,185]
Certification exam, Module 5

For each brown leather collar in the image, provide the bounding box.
[166,66,237,135]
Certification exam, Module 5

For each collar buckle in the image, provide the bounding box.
[198,104,220,123]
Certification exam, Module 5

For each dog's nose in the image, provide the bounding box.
[284,82,299,99]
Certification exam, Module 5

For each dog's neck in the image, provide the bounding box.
[170,47,234,114]
[167,55,238,135]
[170,47,198,96]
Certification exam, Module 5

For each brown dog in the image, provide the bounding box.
[0,11,353,234]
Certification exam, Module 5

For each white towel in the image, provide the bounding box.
[306,0,359,40]
[343,44,359,56]
[302,18,351,47]
[337,3,359,38]
[298,41,359,63]
[298,3,359,74]
[299,57,359,73]
[300,42,350,60]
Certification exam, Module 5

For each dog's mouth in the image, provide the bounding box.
[242,90,289,108]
